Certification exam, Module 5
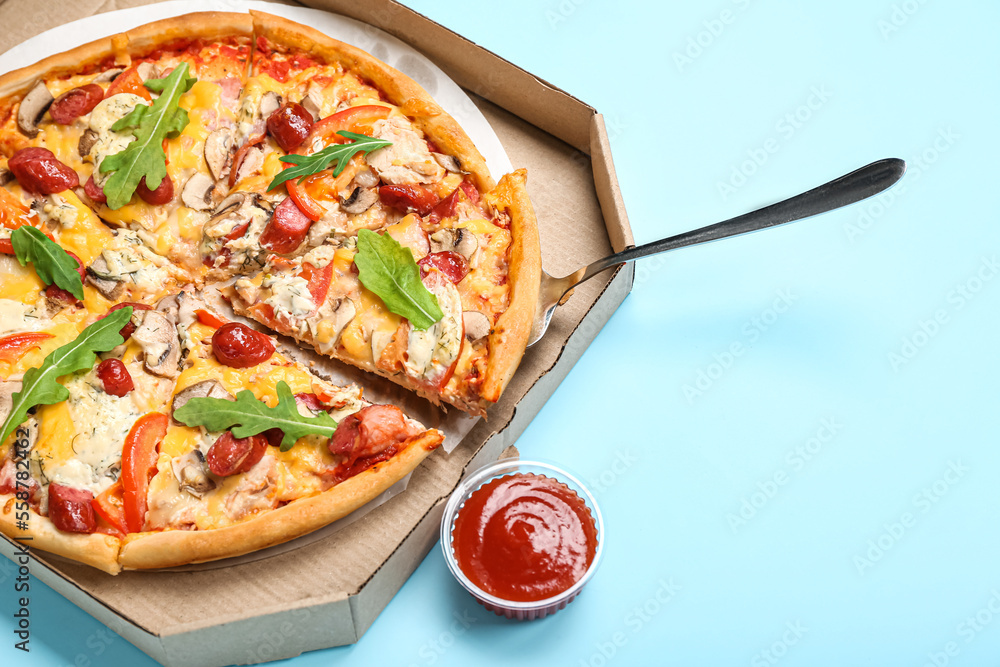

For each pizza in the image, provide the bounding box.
[0,10,540,573]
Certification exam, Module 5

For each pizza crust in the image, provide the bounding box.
[0,496,122,574]
[481,169,541,403]
[118,430,441,570]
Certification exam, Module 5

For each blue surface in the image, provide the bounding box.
[3,1,1000,665]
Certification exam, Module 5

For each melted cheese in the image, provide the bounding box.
[52,190,115,264]
[88,93,147,187]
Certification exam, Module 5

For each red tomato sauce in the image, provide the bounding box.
[452,474,598,602]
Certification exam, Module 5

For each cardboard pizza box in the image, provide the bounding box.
[0,1,634,665]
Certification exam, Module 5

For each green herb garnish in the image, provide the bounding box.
[267,131,391,192]
[11,226,84,300]
[173,381,337,451]
[0,307,132,444]
[99,63,198,209]
[354,229,443,330]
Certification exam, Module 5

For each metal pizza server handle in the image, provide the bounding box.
[527,157,907,347]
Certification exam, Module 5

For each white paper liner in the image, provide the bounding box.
[0,0,505,570]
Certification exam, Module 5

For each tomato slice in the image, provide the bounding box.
[105,66,152,102]
[0,332,54,363]
[121,413,168,534]
[305,105,391,147]
[300,262,333,309]
[196,309,227,329]
[284,105,392,221]
[92,480,128,536]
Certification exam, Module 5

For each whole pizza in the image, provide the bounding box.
[0,10,541,573]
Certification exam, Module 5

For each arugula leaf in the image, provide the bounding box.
[354,228,443,330]
[11,226,84,300]
[267,131,391,192]
[174,380,337,452]
[99,63,198,210]
[0,307,131,444]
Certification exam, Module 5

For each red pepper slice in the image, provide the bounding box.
[0,332,54,363]
[196,309,227,329]
[92,480,128,536]
[121,413,168,534]
[283,105,392,221]
[104,66,152,102]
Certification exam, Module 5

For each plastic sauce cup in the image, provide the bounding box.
[440,459,604,620]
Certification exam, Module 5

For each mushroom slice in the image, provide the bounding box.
[132,310,181,378]
[181,172,216,211]
[135,62,160,82]
[78,129,99,158]
[429,228,478,260]
[0,169,12,187]
[211,191,249,217]
[314,299,356,354]
[300,83,323,120]
[171,450,217,498]
[93,68,124,83]
[432,152,462,173]
[340,186,378,215]
[259,91,282,119]
[86,255,125,300]
[17,81,54,138]
[172,379,233,416]
[204,129,233,181]
[463,311,491,342]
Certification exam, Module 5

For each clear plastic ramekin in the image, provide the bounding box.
[440,459,604,620]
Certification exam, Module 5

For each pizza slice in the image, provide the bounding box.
[218,12,540,416]
[0,293,443,573]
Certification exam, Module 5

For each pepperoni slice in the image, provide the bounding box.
[106,302,153,341]
[206,431,268,477]
[259,196,312,254]
[47,483,97,534]
[8,147,79,195]
[212,322,275,368]
[418,251,469,284]
[378,184,440,215]
[136,175,173,205]
[84,175,107,204]
[96,359,134,396]
[267,101,313,153]
[49,84,104,125]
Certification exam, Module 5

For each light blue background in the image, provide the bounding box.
[4,1,999,665]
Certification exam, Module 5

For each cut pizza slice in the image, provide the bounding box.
[218,12,540,416]
[0,294,443,573]
[229,169,539,416]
